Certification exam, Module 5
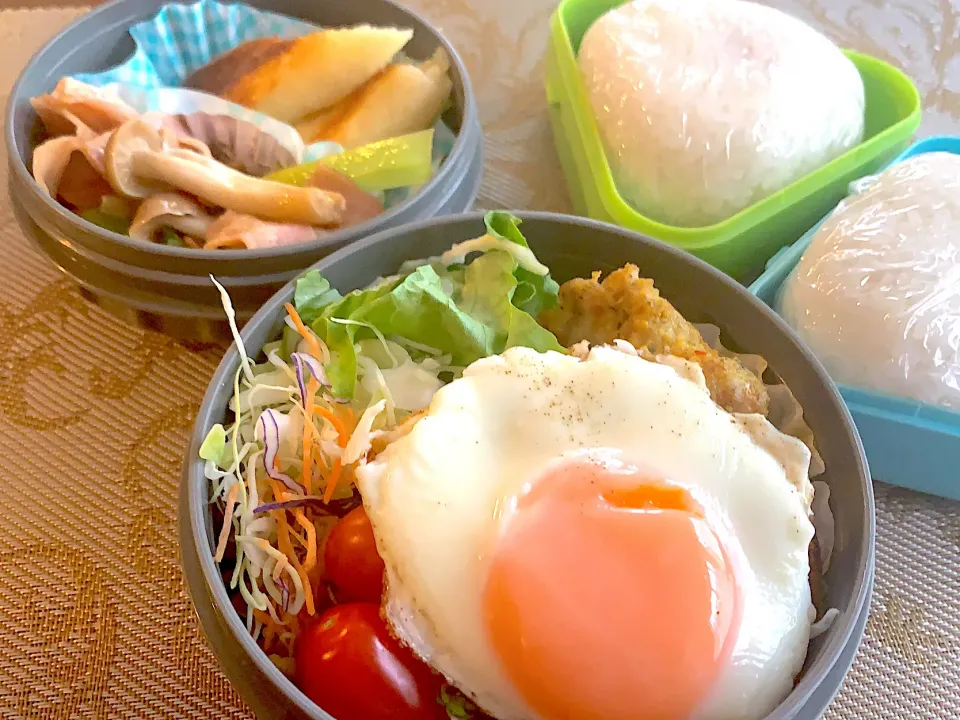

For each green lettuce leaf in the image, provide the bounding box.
[294,212,562,398]
[294,271,344,325]
[484,211,560,317]
[457,250,560,353]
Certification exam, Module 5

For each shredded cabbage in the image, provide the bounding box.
[201,211,560,673]
[199,423,226,464]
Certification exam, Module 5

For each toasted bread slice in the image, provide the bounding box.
[305,49,453,149]
[223,26,413,123]
[183,38,294,97]
[293,79,372,142]
[294,105,345,142]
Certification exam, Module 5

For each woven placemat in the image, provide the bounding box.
[0,2,958,718]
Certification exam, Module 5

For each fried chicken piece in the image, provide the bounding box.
[539,264,770,415]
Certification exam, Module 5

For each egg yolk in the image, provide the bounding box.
[482,458,742,720]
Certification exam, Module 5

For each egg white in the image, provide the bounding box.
[357,345,815,720]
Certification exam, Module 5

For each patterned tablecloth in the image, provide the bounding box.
[0,1,959,718]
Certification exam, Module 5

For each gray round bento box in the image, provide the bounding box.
[5,0,483,341]
[181,212,875,720]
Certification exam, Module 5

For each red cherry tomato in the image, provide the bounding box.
[295,603,446,720]
[324,507,386,603]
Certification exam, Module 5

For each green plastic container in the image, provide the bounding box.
[544,0,922,282]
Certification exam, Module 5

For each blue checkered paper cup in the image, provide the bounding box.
[74,0,314,89]
[72,0,456,193]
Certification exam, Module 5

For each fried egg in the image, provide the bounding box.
[356,345,815,720]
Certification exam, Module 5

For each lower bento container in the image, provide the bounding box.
[750,136,960,500]
[543,0,922,282]
[182,212,874,720]
[5,0,482,342]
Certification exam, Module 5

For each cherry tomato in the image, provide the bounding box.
[295,603,446,720]
[324,507,386,603]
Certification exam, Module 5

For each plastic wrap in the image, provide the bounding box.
[577,0,864,227]
[779,152,960,411]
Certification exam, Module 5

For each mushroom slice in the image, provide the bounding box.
[129,193,217,242]
[105,120,345,225]
[204,211,322,249]
[138,111,213,159]
[144,149,345,225]
[162,113,297,177]
[104,120,170,199]
[31,78,139,137]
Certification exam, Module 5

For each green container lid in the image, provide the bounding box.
[544,0,922,282]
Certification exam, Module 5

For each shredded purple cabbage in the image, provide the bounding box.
[292,352,330,394]
[257,409,302,493]
[253,495,331,515]
[291,354,308,404]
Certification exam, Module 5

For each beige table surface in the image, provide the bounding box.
[1,1,959,718]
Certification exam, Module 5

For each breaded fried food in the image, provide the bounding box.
[539,264,770,415]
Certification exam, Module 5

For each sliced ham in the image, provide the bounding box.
[31,78,138,137]
[308,166,383,227]
[204,211,322,250]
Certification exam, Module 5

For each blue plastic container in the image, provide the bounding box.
[749,136,960,500]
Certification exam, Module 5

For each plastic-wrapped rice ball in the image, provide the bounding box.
[779,152,960,410]
[578,0,865,227]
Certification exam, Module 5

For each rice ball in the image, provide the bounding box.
[779,152,960,410]
[578,0,865,227]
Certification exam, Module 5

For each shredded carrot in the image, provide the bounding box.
[285,303,355,504]
[286,301,324,495]
[301,376,320,494]
[215,482,241,562]
[285,302,322,360]
[312,405,348,446]
[310,406,350,503]
[268,479,316,616]
[323,459,343,504]
[254,608,278,631]
[271,555,290,582]
[293,511,318,572]
[289,528,308,549]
